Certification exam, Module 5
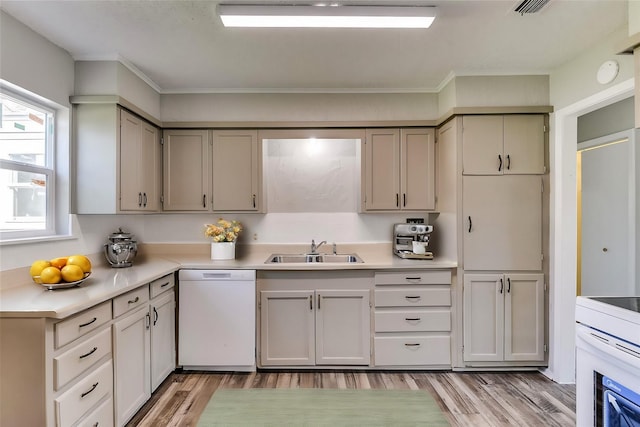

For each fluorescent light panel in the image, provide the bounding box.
[218,4,436,28]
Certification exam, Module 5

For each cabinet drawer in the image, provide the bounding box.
[55,301,112,349]
[150,274,175,299]
[374,336,451,366]
[76,396,113,427]
[113,286,149,318]
[55,360,113,427]
[375,288,451,307]
[54,327,112,390]
[374,270,451,286]
[375,310,451,332]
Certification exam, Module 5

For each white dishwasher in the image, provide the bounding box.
[178,269,256,371]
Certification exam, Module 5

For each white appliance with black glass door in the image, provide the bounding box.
[576,296,640,426]
[178,269,256,371]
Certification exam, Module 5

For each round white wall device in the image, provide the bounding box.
[596,60,619,85]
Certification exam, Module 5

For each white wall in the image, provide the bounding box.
[454,75,550,107]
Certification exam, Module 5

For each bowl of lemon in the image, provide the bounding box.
[31,255,92,290]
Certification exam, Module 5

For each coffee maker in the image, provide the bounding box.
[393,223,433,259]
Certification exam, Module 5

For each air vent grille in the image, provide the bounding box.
[514,0,551,14]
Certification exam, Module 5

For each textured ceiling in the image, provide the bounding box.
[0,0,629,93]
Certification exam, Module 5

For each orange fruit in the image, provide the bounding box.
[40,266,62,284]
[61,264,84,282]
[50,257,68,269]
[30,260,51,277]
[67,255,92,273]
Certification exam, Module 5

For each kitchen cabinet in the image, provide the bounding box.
[373,270,452,367]
[0,301,114,427]
[149,275,176,391]
[74,104,161,213]
[462,175,543,271]
[162,129,263,212]
[119,109,160,211]
[463,273,545,364]
[212,130,261,211]
[362,128,435,211]
[113,287,151,427]
[162,129,210,211]
[258,271,372,367]
[462,115,546,175]
[113,274,175,426]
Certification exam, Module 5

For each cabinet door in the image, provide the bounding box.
[463,175,543,271]
[162,129,209,211]
[462,115,504,175]
[113,305,150,427]
[140,121,160,211]
[260,291,315,366]
[119,110,143,211]
[150,291,175,391]
[363,128,400,210]
[503,115,545,174]
[212,130,260,211]
[463,274,504,362]
[315,290,370,365]
[504,274,545,361]
[401,128,435,210]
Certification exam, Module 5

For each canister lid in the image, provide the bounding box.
[108,227,136,241]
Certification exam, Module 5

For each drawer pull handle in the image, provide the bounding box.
[81,382,99,398]
[404,343,421,347]
[405,277,422,282]
[405,296,421,301]
[405,318,421,321]
[128,296,140,304]
[160,281,171,288]
[79,346,98,359]
[78,317,97,328]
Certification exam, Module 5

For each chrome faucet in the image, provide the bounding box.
[310,239,327,254]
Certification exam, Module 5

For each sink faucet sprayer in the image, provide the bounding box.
[310,239,327,254]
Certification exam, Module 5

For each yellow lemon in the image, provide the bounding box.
[50,257,68,269]
[61,264,84,282]
[30,260,51,278]
[40,267,62,284]
[67,255,92,273]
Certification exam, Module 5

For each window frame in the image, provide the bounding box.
[0,89,56,241]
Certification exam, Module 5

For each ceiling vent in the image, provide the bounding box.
[513,0,551,14]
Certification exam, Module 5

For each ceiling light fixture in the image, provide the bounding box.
[217,4,436,29]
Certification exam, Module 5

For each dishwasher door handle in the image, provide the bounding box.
[201,273,232,279]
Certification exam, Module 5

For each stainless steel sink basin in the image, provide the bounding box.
[265,253,363,264]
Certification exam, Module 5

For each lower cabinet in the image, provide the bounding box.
[260,289,370,366]
[258,271,372,367]
[113,274,175,427]
[373,270,452,367]
[463,273,545,365]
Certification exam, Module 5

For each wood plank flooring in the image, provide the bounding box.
[127,370,575,426]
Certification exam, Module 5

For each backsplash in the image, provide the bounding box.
[0,212,436,271]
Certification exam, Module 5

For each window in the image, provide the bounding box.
[0,91,55,240]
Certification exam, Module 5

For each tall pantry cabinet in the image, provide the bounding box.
[440,114,549,368]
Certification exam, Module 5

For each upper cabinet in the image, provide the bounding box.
[212,130,261,212]
[462,115,546,175]
[119,110,160,211]
[162,129,262,212]
[162,129,210,211]
[75,104,161,214]
[362,128,435,212]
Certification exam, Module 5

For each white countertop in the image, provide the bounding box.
[0,243,456,319]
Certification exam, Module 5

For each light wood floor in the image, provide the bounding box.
[127,370,576,426]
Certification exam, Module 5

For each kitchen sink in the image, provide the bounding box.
[265,253,363,264]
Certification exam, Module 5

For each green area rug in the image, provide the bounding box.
[197,388,450,426]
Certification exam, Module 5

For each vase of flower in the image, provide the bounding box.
[205,218,242,261]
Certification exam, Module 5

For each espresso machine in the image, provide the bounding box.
[393,223,434,259]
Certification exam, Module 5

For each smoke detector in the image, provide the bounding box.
[513,0,552,15]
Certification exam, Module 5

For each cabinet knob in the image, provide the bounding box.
[602,248,608,252]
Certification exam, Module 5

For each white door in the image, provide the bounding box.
[579,130,636,296]
[463,274,504,362]
[150,291,175,391]
[504,274,545,361]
